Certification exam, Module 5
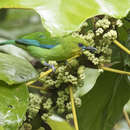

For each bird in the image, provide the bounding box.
[0,31,96,69]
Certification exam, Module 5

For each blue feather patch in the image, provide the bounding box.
[15,39,57,49]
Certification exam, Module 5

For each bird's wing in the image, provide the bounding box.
[21,32,59,45]
[15,39,57,49]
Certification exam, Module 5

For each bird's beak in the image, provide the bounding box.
[78,43,97,53]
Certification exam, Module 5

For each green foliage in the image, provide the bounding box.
[0,1,129,130]
[46,116,74,130]
[22,31,58,46]
[0,126,4,130]
[25,61,85,126]
[0,9,44,39]
[75,68,100,97]
[28,93,42,120]
[77,70,130,130]
[0,0,129,36]
[76,14,130,130]
[0,53,38,85]
[75,16,119,65]
[0,81,29,130]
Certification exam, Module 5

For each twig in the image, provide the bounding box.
[28,85,44,90]
[123,109,130,128]
[26,54,81,87]
[27,40,130,87]
[100,66,130,76]
[26,69,53,86]
[69,86,79,130]
[39,69,53,78]
[113,40,130,55]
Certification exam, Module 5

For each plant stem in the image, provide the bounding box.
[113,40,130,55]
[69,86,79,130]
[28,85,47,90]
[100,66,130,76]
[123,109,130,128]
[39,69,53,78]
[26,69,53,86]
[27,54,81,86]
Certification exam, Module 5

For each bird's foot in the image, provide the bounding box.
[43,61,56,72]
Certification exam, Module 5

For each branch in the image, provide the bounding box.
[113,40,130,55]
[69,86,79,130]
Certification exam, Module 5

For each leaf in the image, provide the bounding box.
[117,17,130,88]
[0,52,38,85]
[0,126,4,130]
[124,99,130,114]
[46,115,74,130]
[75,68,100,97]
[113,119,130,130]
[77,71,130,130]
[0,0,129,36]
[0,81,29,130]
[117,16,130,65]
[0,44,34,61]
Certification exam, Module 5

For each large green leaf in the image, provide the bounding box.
[75,68,100,97]
[47,115,74,130]
[77,71,130,130]
[0,126,4,130]
[117,16,130,87]
[0,0,129,36]
[0,81,29,130]
[0,53,38,85]
[124,99,130,114]
[113,119,130,130]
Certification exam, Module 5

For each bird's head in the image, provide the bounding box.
[65,34,97,52]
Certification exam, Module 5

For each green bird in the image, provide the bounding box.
[0,32,96,65]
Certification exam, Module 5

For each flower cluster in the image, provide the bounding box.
[26,60,84,126]
[74,16,122,65]
[25,15,122,129]
[95,17,111,29]
[40,61,84,121]
[27,93,42,120]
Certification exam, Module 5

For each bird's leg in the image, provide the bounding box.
[42,61,56,72]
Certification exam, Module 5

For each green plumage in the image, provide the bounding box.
[0,32,89,61]
[21,32,59,46]
[27,35,85,61]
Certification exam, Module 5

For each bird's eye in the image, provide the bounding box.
[78,43,87,50]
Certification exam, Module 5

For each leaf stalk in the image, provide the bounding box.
[69,86,79,130]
